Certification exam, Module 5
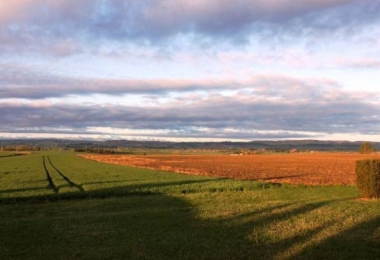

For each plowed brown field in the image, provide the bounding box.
[81,153,380,185]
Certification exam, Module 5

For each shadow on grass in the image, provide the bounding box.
[0,153,27,159]
[1,179,379,259]
[296,209,380,259]
[0,178,227,203]
[0,187,50,194]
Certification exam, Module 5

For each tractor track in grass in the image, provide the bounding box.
[47,157,84,192]
[43,156,84,193]
[43,156,58,193]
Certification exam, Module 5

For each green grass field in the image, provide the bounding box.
[1,152,380,259]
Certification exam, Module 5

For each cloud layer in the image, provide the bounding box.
[1,78,379,140]
[1,0,380,141]
[1,0,379,53]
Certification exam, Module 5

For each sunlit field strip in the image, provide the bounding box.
[0,154,54,198]
[1,152,276,199]
[48,152,228,194]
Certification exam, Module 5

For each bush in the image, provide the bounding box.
[359,142,376,154]
[356,160,380,198]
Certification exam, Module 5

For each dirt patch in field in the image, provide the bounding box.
[80,153,380,186]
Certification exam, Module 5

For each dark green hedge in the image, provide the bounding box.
[356,160,380,199]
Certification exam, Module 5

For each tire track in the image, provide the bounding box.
[47,157,84,192]
[43,156,59,193]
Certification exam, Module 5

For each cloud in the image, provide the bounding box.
[0,0,379,56]
[0,63,346,99]
[0,82,379,140]
[336,58,380,69]
[142,0,361,37]
[0,67,238,98]
[1,0,379,141]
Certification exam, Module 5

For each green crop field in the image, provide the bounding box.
[1,152,380,259]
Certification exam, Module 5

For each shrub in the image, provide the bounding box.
[356,159,380,198]
[359,142,376,154]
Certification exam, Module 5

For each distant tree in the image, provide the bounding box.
[359,142,376,154]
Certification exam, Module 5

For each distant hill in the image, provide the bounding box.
[1,139,379,152]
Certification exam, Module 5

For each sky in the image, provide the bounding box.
[0,0,380,142]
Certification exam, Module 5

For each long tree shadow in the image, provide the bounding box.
[0,190,298,259]
[0,187,49,194]
[294,212,380,259]
[0,153,27,159]
[1,176,379,259]
[0,178,223,203]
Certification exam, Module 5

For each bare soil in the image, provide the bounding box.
[81,153,380,185]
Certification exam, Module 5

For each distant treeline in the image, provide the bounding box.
[75,147,307,155]
[0,145,41,152]
[1,139,379,152]
[74,148,117,154]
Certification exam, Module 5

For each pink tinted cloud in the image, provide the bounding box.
[0,0,367,38]
[336,58,380,69]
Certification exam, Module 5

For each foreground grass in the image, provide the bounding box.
[1,152,380,259]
